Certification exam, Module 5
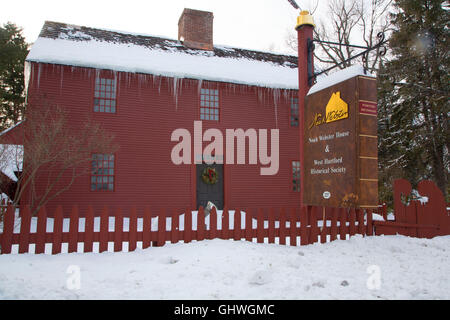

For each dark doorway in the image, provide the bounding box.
[196,163,224,210]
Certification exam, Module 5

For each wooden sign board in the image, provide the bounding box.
[303,75,378,209]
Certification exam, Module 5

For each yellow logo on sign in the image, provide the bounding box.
[308,91,349,129]
[325,92,348,123]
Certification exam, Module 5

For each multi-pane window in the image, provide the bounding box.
[200,88,219,121]
[290,97,299,127]
[292,161,300,192]
[91,154,115,191]
[94,77,116,113]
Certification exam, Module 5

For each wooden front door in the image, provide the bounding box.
[196,163,224,210]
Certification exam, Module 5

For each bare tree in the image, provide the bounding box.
[0,99,118,216]
[286,0,393,73]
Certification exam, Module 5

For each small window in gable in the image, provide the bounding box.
[290,97,299,127]
[94,77,117,113]
[200,88,219,121]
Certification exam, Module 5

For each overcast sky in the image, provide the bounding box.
[1,0,324,54]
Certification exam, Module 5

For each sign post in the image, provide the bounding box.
[296,10,315,208]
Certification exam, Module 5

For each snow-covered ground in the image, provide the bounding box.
[0,235,448,300]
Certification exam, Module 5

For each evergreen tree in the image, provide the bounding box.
[378,0,449,200]
[0,22,29,131]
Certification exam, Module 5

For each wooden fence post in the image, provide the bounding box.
[35,206,47,254]
[357,209,365,235]
[279,208,287,245]
[222,207,229,240]
[99,206,109,253]
[52,206,64,255]
[210,207,218,240]
[68,205,79,253]
[300,206,308,246]
[184,208,192,243]
[142,207,151,249]
[129,207,138,251]
[171,209,180,244]
[0,205,15,254]
[406,202,418,237]
[83,206,95,253]
[198,207,205,241]
[330,207,338,242]
[268,208,275,244]
[381,204,387,221]
[18,205,31,254]
[245,209,253,242]
[114,208,123,252]
[233,209,241,241]
[257,208,265,244]
[290,208,297,246]
[320,207,327,244]
[309,206,319,244]
[349,208,356,237]
[339,208,348,240]
[366,209,373,236]
[158,208,166,246]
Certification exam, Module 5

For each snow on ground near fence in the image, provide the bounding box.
[0,235,449,299]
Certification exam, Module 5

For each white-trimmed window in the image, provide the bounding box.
[91,154,115,191]
[200,88,219,121]
[94,77,116,113]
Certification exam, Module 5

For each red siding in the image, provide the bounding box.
[24,62,300,215]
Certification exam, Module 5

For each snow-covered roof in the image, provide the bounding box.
[308,65,375,95]
[0,121,23,138]
[26,21,299,90]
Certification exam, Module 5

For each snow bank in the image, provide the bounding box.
[0,235,448,299]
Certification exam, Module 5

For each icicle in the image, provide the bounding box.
[95,68,100,82]
[273,89,280,128]
[172,77,183,111]
[24,61,31,103]
[60,65,64,93]
[113,71,118,95]
[157,76,162,94]
[36,63,43,89]
[173,77,178,110]
[197,79,203,94]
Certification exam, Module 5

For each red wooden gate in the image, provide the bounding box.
[374,179,450,238]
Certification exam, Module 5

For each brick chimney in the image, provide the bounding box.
[178,8,214,50]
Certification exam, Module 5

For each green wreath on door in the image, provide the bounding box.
[201,167,219,185]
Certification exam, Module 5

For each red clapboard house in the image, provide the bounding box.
[1,8,301,215]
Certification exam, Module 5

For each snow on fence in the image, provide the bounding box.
[0,205,376,255]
